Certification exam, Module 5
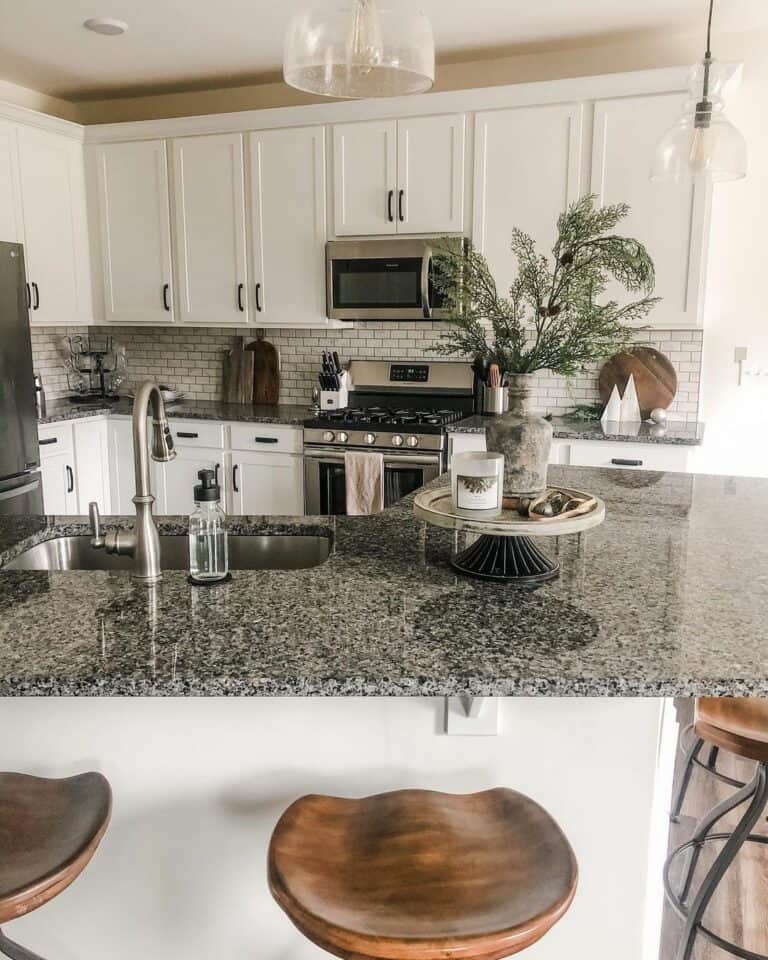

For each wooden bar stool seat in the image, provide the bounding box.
[269,788,577,960]
[694,697,768,762]
[0,772,111,960]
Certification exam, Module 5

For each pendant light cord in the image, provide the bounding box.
[701,0,714,104]
[705,0,714,59]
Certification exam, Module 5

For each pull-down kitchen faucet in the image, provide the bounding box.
[89,381,176,584]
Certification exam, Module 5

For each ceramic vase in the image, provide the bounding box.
[484,373,552,497]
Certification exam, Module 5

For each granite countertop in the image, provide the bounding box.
[0,465,766,697]
[39,398,313,426]
[449,415,705,446]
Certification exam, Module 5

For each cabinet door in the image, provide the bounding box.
[16,127,89,326]
[40,451,77,514]
[248,126,327,326]
[108,417,156,515]
[473,104,582,299]
[172,133,249,325]
[333,120,397,236]
[73,418,110,513]
[230,452,304,516]
[0,121,22,243]
[591,94,706,328]
[155,446,225,516]
[94,140,174,324]
[396,115,464,234]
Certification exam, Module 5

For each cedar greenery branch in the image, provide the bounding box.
[430,194,660,376]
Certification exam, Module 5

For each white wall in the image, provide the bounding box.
[691,32,768,478]
[0,697,665,960]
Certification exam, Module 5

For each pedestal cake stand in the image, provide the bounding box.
[413,487,605,585]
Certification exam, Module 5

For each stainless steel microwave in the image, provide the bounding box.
[326,238,465,322]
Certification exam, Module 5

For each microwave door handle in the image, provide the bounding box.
[421,248,432,319]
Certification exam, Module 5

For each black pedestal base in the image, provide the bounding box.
[450,534,559,585]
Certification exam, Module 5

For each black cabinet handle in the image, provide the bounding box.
[39,437,58,446]
[232,464,239,493]
[31,282,39,310]
[387,189,394,222]
[237,283,244,312]
[255,282,262,312]
[66,465,74,493]
[162,283,170,311]
[176,431,198,439]
[398,189,405,222]
[214,463,220,487]
[25,283,31,310]
[254,436,279,444]
[611,458,643,467]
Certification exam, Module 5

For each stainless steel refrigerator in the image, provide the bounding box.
[0,241,43,515]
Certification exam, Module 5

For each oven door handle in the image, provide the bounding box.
[303,448,440,468]
[420,247,433,319]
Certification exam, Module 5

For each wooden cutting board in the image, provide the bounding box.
[598,347,677,419]
[246,335,280,405]
[223,337,255,404]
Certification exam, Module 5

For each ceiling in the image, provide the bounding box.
[0,0,765,101]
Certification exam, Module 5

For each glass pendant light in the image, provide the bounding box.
[652,0,746,183]
[283,0,435,99]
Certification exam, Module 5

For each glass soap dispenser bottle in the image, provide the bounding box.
[188,469,229,584]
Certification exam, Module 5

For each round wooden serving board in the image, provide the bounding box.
[599,347,677,418]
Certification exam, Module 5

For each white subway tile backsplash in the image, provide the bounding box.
[31,322,703,422]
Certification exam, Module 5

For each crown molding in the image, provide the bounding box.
[0,99,84,140]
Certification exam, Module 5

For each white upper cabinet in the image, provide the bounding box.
[333,119,397,236]
[333,115,465,236]
[591,93,707,328]
[172,133,249,326]
[94,140,174,324]
[0,121,22,243]
[473,103,583,299]
[16,126,91,326]
[396,114,464,234]
[248,125,327,326]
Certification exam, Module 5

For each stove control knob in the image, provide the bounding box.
[391,434,404,447]
[405,435,419,448]
[363,432,377,445]
[337,431,349,444]
[322,430,335,443]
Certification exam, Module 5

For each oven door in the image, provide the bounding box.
[304,447,441,515]
[326,239,454,321]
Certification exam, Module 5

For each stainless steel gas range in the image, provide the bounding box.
[303,359,473,515]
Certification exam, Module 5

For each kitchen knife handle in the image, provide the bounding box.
[232,463,239,492]
[387,189,394,222]
[162,283,170,311]
[237,283,244,312]
[31,281,39,310]
[255,282,262,312]
[398,189,405,222]
[611,458,643,467]
[66,465,74,494]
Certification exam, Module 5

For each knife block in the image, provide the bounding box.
[320,371,350,410]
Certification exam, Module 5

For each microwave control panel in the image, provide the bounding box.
[390,364,429,383]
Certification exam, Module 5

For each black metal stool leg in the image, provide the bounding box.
[671,735,704,823]
[678,768,763,904]
[0,930,48,960]
[706,745,721,771]
[676,763,768,960]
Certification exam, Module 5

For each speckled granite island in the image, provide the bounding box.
[0,463,765,697]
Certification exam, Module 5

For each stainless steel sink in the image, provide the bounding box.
[4,535,330,572]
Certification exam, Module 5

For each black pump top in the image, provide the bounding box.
[193,468,220,503]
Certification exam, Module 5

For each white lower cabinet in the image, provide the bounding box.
[229,450,304,515]
[155,446,225,517]
[39,419,109,515]
[562,440,690,473]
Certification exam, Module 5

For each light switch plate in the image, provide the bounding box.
[444,696,500,735]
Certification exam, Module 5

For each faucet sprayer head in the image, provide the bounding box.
[151,419,176,462]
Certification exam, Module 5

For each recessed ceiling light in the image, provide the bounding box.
[83,17,129,36]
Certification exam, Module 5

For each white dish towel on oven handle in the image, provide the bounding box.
[344,451,385,516]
